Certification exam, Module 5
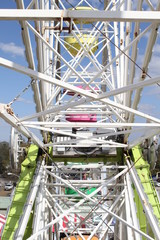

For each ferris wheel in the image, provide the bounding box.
[0,0,160,239]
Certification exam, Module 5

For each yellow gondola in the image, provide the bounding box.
[65,34,98,56]
[65,6,98,56]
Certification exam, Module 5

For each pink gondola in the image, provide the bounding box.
[66,114,97,122]
[63,85,99,96]
[65,85,98,122]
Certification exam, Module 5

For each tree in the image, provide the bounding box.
[0,141,9,173]
[155,144,160,171]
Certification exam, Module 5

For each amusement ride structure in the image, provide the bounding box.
[0,0,160,239]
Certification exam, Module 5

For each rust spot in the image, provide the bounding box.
[6,106,14,115]
[36,28,40,33]
[134,32,138,38]
[141,69,146,79]
[126,27,130,35]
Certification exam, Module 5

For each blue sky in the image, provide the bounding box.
[0,0,35,141]
[0,1,160,143]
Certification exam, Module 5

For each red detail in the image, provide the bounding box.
[0,214,6,239]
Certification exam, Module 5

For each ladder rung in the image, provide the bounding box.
[135,164,149,169]
[145,191,157,195]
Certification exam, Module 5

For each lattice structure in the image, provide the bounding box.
[0,0,160,239]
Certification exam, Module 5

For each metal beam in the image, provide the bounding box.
[16,0,44,122]
[0,10,160,22]
[128,2,160,125]
[126,173,141,240]
[0,103,30,138]
[129,128,160,149]
[1,56,160,125]
[15,161,44,240]
[28,167,154,240]
[23,124,128,148]
[22,122,160,128]
[127,160,160,240]
[0,103,44,148]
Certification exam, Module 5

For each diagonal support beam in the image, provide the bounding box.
[0,103,44,148]
[16,0,43,117]
[126,160,160,239]
[28,167,154,240]
[1,57,160,124]
[15,161,44,240]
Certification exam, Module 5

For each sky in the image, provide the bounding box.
[0,0,160,143]
[0,0,35,141]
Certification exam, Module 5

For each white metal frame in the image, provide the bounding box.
[0,0,160,239]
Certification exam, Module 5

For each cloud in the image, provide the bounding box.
[148,55,160,77]
[135,42,160,78]
[153,43,160,55]
[0,42,24,57]
[144,85,160,97]
[16,97,33,104]
[138,103,156,114]
[143,30,151,39]
[138,94,160,118]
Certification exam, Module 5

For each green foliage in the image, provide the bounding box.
[0,141,9,173]
[156,145,160,170]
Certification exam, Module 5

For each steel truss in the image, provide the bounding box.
[12,163,158,240]
[0,0,160,239]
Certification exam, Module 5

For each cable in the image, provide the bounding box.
[7,41,71,107]
[92,22,160,88]
[8,79,36,107]
[64,0,160,88]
